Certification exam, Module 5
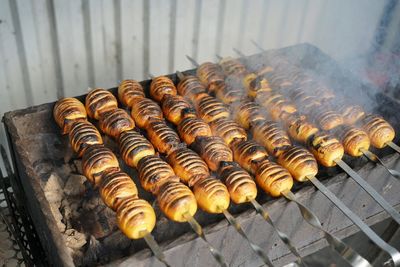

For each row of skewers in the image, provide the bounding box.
[52,46,400,266]
[186,45,400,265]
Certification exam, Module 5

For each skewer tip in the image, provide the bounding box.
[176,71,185,80]
[232,47,245,57]
[185,55,200,67]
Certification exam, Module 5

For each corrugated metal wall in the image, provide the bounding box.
[0,0,394,156]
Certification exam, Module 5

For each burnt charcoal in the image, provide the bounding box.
[43,173,64,203]
[64,174,86,197]
[82,235,104,266]
[73,159,82,174]
[49,201,66,232]
[63,229,87,250]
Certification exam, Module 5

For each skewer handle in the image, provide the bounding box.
[222,209,274,267]
[307,175,400,266]
[184,213,228,267]
[250,199,307,267]
[361,149,400,180]
[388,142,400,154]
[335,159,400,225]
[282,190,372,267]
[142,232,171,267]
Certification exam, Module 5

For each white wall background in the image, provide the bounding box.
[0,0,396,164]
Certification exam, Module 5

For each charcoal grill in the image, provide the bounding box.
[2,43,400,267]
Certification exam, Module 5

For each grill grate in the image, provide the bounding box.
[0,146,46,266]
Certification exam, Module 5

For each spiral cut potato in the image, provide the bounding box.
[218,57,247,77]
[259,92,297,121]
[192,177,230,213]
[157,181,198,222]
[193,93,230,123]
[177,75,207,99]
[362,114,395,149]
[251,119,292,157]
[145,119,181,154]
[289,88,321,113]
[339,126,370,157]
[209,117,247,146]
[230,140,269,175]
[99,108,135,139]
[177,110,212,145]
[254,159,294,197]
[85,88,118,120]
[284,114,319,143]
[307,132,344,167]
[130,97,163,128]
[53,98,87,134]
[166,146,210,186]
[264,71,291,89]
[161,94,192,125]
[215,79,247,104]
[234,100,268,129]
[341,105,365,125]
[69,120,103,156]
[137,155,179,194]
[244,75,272,98]
[277,146,318,182]
[150,76,177,102]
[311,109,344,131]
[116,197,156,239]
[100,168,138,211]
[218,161,257,204]
[118,80,145,107]
[119,130,155,168]
[308,83,335,101]
[192,136,233,172]
[196,62,225,93]
[82,144,120,186]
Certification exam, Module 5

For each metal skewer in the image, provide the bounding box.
[123,83,226,266]
[186,55,200,67]
[282,190,372,267]
[142,232,171,267]
[183,56,383,266]
[387,141,400,154]
[239,43,400,225]
[361,149,400,180]
[177,67,307,264]
[184,213,228,267]
[251,39,266,52]
[221,208,274,267]
[306,175,400,267]
[334,159,400,225]
[232,47,246,57]
[250,199,308,267]
[176,69,273,266]
[200,49,399,266]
